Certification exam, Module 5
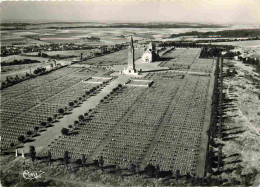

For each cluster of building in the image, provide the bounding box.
[123,36,160,75]
[0,43,94,57]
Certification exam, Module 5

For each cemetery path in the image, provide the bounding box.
[20,75,131,155]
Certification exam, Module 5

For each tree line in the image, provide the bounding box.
[1,59,41,66]
[170,29,260,38]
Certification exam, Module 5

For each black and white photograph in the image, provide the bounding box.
[0,0,260,186]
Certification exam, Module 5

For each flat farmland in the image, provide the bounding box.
[41,48,217,177]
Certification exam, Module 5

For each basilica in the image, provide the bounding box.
[141,41,159,63]
[122,37,159,75]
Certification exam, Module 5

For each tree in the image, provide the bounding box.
[48,151,52,166]
[217,146,223,172]
[129,163,136,173]
[84,113,88,117]
[10,143,14,147]
[61,128,69,136]
[63,151,70,167]
[47,117,53,123]
[218,124,222,138]
[78,115,84,122]
[144,164,156,177]
[6,76,11,83]
[175,169,180,183]
[136,164,140,174]
[76,159,82,166]
[74,100,78,105]
[34,69,39,75]
[226,69,231,77]
[29,146,36,163]
[54,114,58,119]
[82,154,87,169]
[74,121,79,126]
[115,165,122,175]
[155,164,160,178]
[15,75,20,81]
[34,126,39,133]
[58,108,64,115]
[91,87,96,92]
[68,125,73,129]
[26,72,31,77]
[26,130,33,136]
[93,159,99,166]
[98,156,104,168]
[235,164,243,175]
[1,81,6,88]
[186,172,191,184]
[40,121,47,127]
[69,102,74,107]
[18,135,25,143]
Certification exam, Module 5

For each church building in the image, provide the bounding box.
[141,41,159,63]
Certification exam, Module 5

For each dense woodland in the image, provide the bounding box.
[1,59,41,66]
[170,29,260,38]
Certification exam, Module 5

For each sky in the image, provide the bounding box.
[1,0,260,24]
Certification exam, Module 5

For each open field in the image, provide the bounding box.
[2,24,258,46]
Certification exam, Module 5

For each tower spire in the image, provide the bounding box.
[127,35,136,73]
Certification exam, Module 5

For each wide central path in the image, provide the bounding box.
[20,74,132,154]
